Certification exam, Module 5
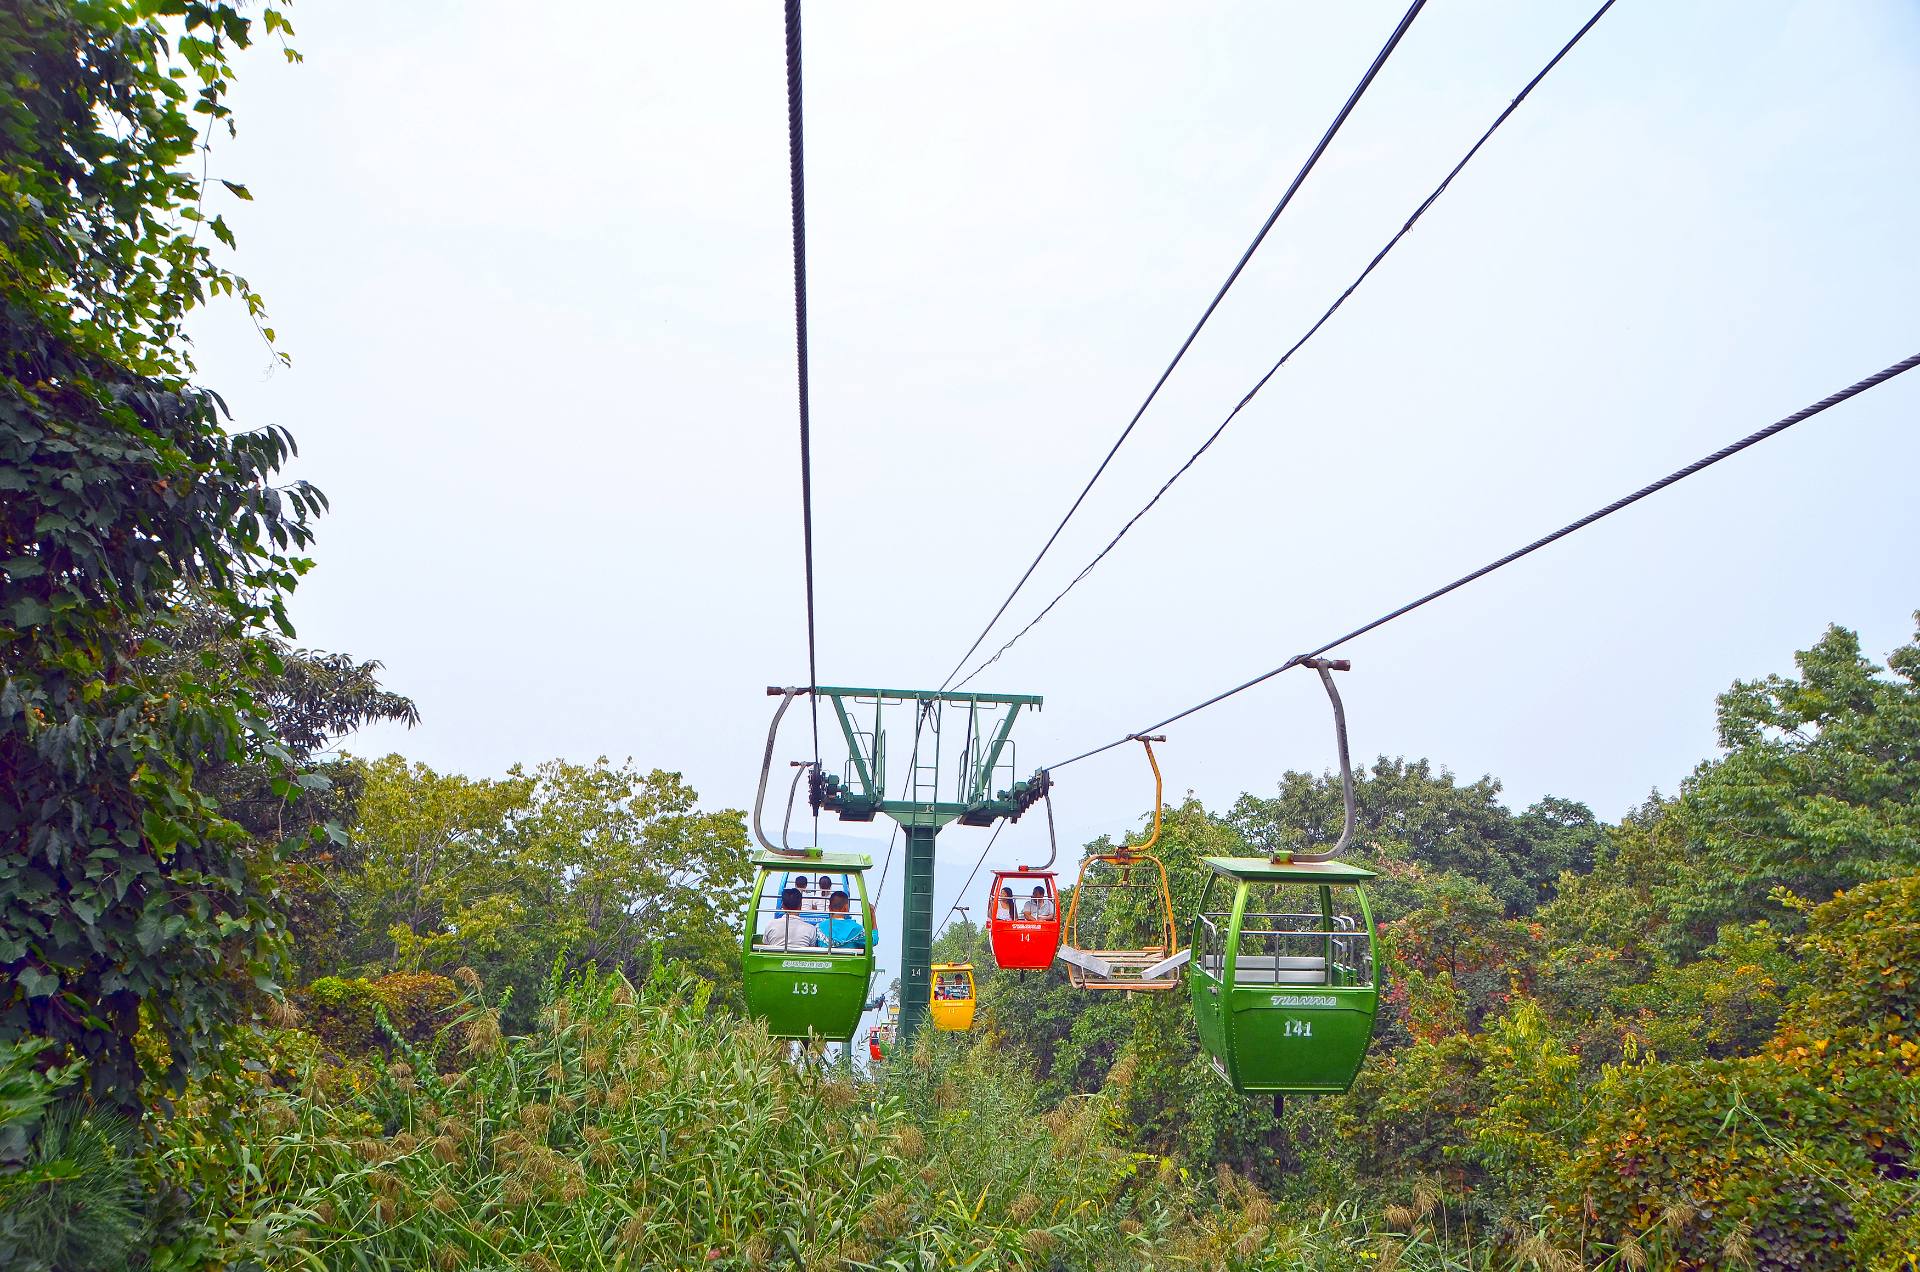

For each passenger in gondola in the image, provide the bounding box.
[998,885,1019,921]
[1022,885,1056,921]
[760,888,821,948]
[796,875,831,914]
[817,890,868,951]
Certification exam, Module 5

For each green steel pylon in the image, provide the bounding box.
[803,686,1047,1051]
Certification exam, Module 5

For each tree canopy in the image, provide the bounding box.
[1,0,315,1113]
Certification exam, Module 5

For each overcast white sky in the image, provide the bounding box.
[192,2,1918,982]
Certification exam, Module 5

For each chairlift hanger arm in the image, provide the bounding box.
[753,687,819,858]
[780,761,809,852]
[1129,735,1167,856]
[1039,774,1058,871]
[1289,659,1354,865]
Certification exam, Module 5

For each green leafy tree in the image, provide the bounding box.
[1549,619,1920,963]
[135,596,416,980]
[348,756,751,1019]
[344,755,534,971]
[1667,617,1920,941]
[1230,760,1596,916]
[1378,871,1535,1037]
[1,0,312,1113]
[510,758,751,988]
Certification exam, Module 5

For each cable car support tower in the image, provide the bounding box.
[780,685,1047,1050]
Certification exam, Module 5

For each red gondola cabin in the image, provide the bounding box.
[986,867,1060,971]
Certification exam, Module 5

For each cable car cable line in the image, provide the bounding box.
[936,818,1008,941]
[783,0,822,760]
[935,0,1432,692]
[1042,349,1920,771]
[949,0,1619,692]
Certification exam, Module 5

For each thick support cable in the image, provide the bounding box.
[784,0,822,758]
[1046,350,1920,770]
[951,0,1618,692]
[936,0,1431,691]
[935,819,1007,941]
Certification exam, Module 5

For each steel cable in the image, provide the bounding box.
[784,0,822,759]
[935,818,1008,941]
[1044,350,1920,770]
[952,0,1618,691]
[936,0,1432,691]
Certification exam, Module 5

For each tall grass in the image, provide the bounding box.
[168,967,1519,1270]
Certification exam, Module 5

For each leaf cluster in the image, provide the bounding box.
[1,0,318,1115]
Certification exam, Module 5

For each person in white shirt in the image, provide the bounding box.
[760,888,821,949]
[795,875,829,915]
[1021,886,1056,921]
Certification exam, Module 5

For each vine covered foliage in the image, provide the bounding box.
[0,0,313,1112]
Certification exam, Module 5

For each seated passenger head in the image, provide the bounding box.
[781,886,803,911]
[829,890,850,914]
[794,875,811,891]
[1032,885,1046,897]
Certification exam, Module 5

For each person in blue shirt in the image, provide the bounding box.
[817,890,868,951]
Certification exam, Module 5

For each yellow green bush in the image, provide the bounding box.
[297,972,459,1057]
[1539,877,1920,1269]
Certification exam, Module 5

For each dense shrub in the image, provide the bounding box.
[1770,874,1919,1075]
[298,972,459,1058]
[1551,1056,1891,1270]
[1537,876,1920,1269]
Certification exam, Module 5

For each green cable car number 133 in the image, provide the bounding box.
[739,851,876,1041]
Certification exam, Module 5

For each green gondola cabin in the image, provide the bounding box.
[741,850,876,1041]
[1188,856,1379,1094]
